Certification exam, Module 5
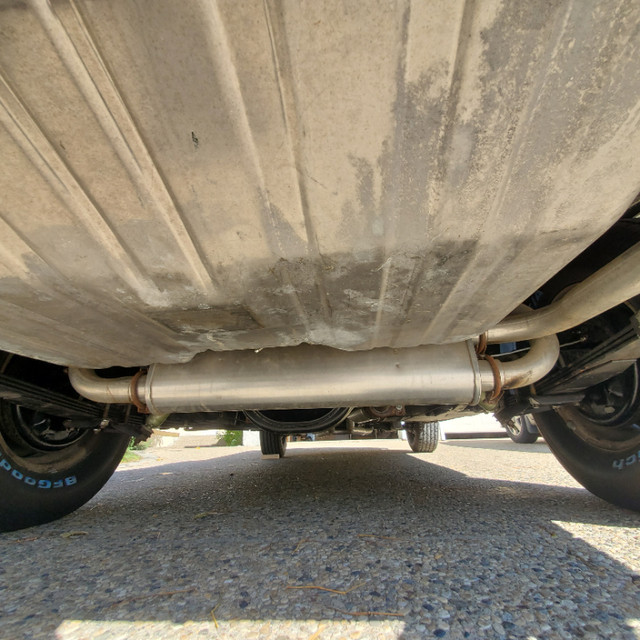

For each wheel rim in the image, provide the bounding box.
[507,418,523,436]
[577,364,640,427]
[558,363,640,452]
[551,301,640,452]
[13,406,84,451]
[0,401,93,471]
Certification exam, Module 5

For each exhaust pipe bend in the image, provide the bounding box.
[69,336,559,414]
[480,334,560,392]
[487,241,640,343]
[68,368,146,407]
[67,243,638,413]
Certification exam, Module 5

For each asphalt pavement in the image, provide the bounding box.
[1,438,639,640]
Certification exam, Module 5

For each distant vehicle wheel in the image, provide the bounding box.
[0,401,129,532]
[260,430,287,457]
[506,415,539,443]
[535,360,640,511]
[406,422,439,453]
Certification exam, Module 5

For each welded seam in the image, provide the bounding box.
[259,2,311,336]
[421,0,575,344]
[197,0,311,333]
[427,0,475,221]
[0,213,189,352]
[31,0,218,296]
[0,70,158,302]
[0,295,127,363]
[482,0,576,230]
[561,0,640,217]
[0,320,114,368]
[396,0,475,346]
[261,0,334,330]
[370,0,412,347]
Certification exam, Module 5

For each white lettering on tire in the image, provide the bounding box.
[0,456,77,488]
[613,451,640,470]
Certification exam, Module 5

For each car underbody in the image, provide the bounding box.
[1,0,640,530]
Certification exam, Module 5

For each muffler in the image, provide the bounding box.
[68,336,559,414]
[69,241,640,414]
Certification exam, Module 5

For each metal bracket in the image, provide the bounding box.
[495,393,585,425]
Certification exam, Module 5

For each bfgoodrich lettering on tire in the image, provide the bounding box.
[0,401,129,532]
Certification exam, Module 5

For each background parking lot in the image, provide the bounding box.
[1,438,639,639]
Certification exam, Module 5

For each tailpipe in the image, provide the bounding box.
[487,241,640,343]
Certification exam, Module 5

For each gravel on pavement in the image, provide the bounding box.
[1,437,639,640]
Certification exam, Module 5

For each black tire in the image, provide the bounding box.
[260,430,287,457]
[406,422,440,453]
[0,401,129,532]
[506,415,539,444]
[535,360,640,511]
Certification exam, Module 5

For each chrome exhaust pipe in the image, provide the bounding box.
[487,242,640,343]
[69,336,559,414]
[69,243,640,414]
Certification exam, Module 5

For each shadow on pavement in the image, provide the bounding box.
[442,439,551,453]
[1,444,639,639]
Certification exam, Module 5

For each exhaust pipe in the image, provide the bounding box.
[68,336,559,414]
[68,242,640,413]
[487,241,640,343]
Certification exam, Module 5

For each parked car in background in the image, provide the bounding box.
[1,1,640,530]
[504,415,540,444]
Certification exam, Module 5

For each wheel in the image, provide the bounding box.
[406,422,440,453]
[529,275,640,510]
[506,415,539,443]
[535,359,640,511]
[0,400,130,532]
[260,430,287,457]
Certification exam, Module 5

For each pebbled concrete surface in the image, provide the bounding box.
[1,438,639,640]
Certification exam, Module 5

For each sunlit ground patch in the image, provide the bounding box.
[56,618,406,639]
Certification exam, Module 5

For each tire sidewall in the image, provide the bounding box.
[507,416,539,444]
[0,429,129,531]
[406,422,439,453]
[259,430,287,457]
[535,409,640,510]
